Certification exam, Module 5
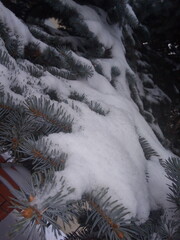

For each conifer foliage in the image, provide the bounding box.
[0,0,179,240]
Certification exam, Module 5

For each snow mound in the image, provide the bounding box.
[0,1,174,223]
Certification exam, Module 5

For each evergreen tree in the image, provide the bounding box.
[129,0,180,155]
[0,1,179,240]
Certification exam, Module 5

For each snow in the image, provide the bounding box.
[147,160,172,210]
[87,71,116,94]
[0,2,46,50]
[45,225,65,240]
[126,4,139,28]
[49,84,172,221]
[0,2,30,45]
[0,0,175,228]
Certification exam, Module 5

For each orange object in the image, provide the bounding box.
[29,195,35,202]
[117,231,124,239]
[21,207,34,219]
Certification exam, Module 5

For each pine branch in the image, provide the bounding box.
[111,66,121,78]
[0,83,3,93]
[91,60,103,75]
[139,137,160,160]
[68,92,109,116]
[160,157,180,211]
[66,226,101,240]
[37,46,63,68]
[44,0,93,39]
[126,71,155,125]
[17,59,44,78]
[156,215,180,240]
[126,71,144,114]
[0,110,37,159]
[125,4,139,29]
[0,18,24,59]
[0,18,10,40]
[0,93,18,121]
[20,137,67,171]
[9,169,75,240]
[29,25,64,50]
[6,34,24,59]
[137,209,163,240]
[10,83,25,96]
[24,42,41,62]
[47,66,76,80]
[69,91,87,103]
[87,101,109,116]
[25,65,44,78]
[70,60,94,79]
[0,49,15,70]
[84,188,139,240]
[25,96,73,133]
[58,49,94,79]
[44,89,60,102]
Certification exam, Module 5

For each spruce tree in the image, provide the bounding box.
[0,1,179,240]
